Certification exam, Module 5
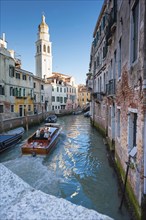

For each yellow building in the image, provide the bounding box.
[78,85,90,108]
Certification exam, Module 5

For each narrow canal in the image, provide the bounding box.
[0,115,132,220]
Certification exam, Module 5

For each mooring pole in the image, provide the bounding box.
[119,155,131,209]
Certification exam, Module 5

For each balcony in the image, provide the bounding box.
[92,92,103,103]
[105,4,117,45]
[106,79,116,96]
[86,79,93,90]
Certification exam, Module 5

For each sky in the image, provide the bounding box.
[0,0,104,85]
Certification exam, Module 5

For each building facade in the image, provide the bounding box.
[44,72,78,113]
[0,33,45,121]
[78,84,91,108]
[87,0,146,219]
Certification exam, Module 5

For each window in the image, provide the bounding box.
[9,65,14,77]
[43,45,46,52]
[40,45,41,52]
[128,111,137,152]
[41,96,43,102]
[15,88,18,96]
[118,39,121,78]
[0,85,4,95]
[11,105,14,112]
[117,109,121,138]
[28,105,31,111]
[52,106,54,110]
[34,94,36,102]
[113,50,116,79]
[34,83,36,88]
[52,96,55,102]
[103,73,106,92]
[52,86,54,91]
[131,1,139,63]
[10,87,13,96]
[23,88,25,97]
[41,84,44,90]
[64,97,67,103]
[60,97,63,103]
[22,74,27,80]
[57,97,60,102]
[37,46,39,53]
[55,106,57,109]
[0,105,4,113]
[19,88,21,97]
[16,72,20,79]
[109,107,111,127]
[57,87,59,92]
[30,89,33,98]
[29,76,31,81]
[60,88,62,92]
[64,88,66,93]
[47,46,50,53]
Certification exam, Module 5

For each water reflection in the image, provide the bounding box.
[0,115,131,220]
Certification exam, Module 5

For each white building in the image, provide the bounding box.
[35,15,52,79]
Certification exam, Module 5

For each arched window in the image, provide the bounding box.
[43,45,46,52]
[47,46,50,53]
[37,46,39,53]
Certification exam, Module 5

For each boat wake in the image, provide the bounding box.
[3,156,64,196]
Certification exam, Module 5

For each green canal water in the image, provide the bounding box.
[0,115,132,220]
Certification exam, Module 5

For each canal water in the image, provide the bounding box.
[0,115,132,220]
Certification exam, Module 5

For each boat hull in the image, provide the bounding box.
[0,127,24,153]
[21,127,61,156]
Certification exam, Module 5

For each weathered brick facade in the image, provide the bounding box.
[87,0,146,219]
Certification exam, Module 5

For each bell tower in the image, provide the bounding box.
[35,15,52,78]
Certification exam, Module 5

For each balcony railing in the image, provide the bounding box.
[105,3,117,45]
[106,79,116,96]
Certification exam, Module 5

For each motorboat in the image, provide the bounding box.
[21,123,62,156]
[44,115,57,123]
[0,127,25,153]
[84,111,91,117]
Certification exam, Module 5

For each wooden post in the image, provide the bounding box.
[119,156,131,209]
[25,109,28,131]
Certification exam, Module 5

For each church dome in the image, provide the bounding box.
[38,15,48,32]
